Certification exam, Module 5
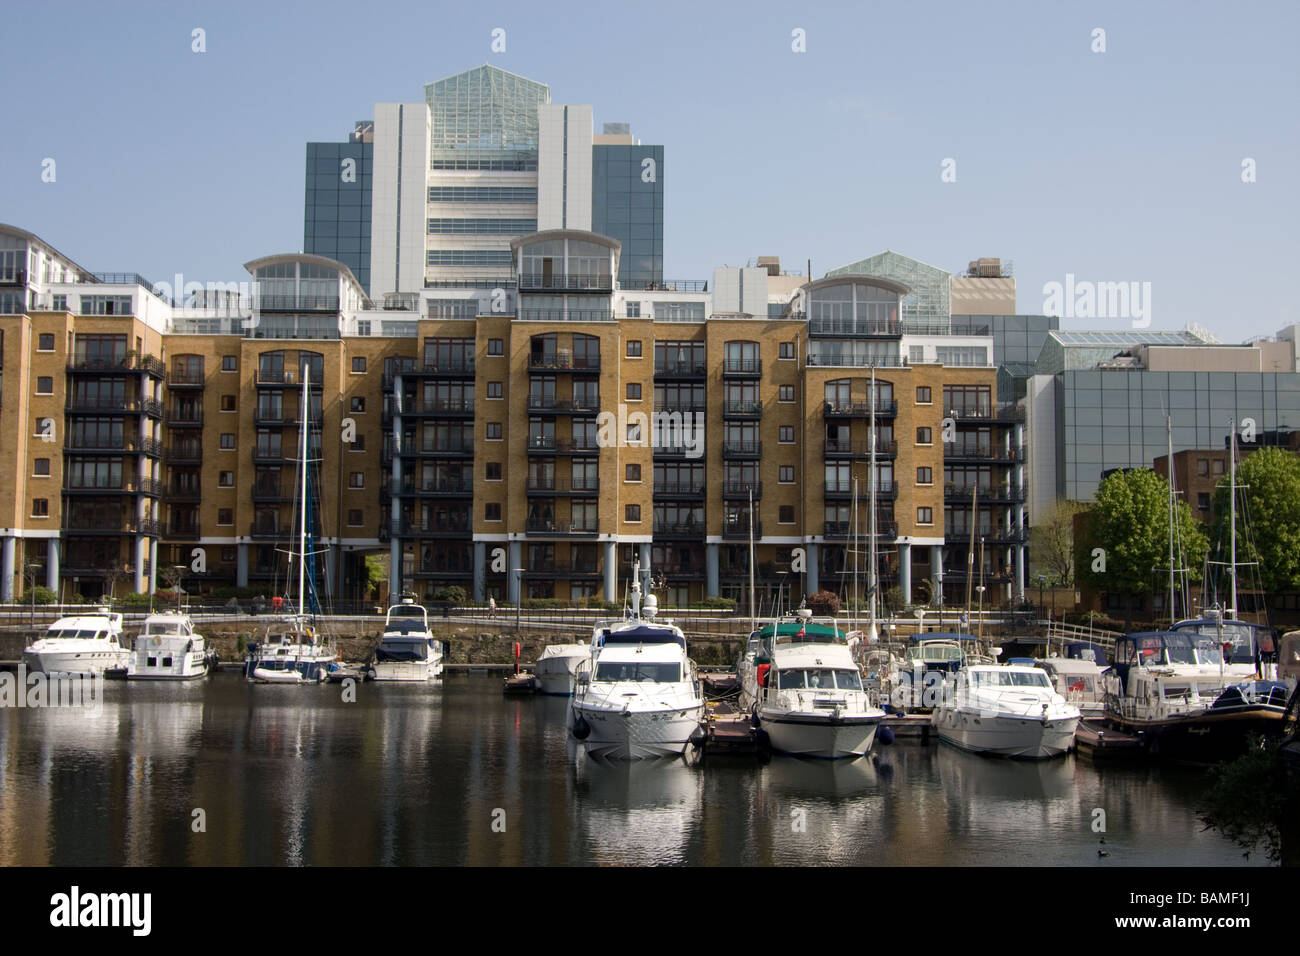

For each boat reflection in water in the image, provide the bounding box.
[570,749,704,865]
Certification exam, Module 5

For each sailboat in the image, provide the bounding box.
[244,366,337,683]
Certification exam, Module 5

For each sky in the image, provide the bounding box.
[2,0,1297,342]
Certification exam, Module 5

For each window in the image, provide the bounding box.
[916,386,932,404]
[485,503,501,521]
[626,464,641,482]
[36,376,53,394]
[32,498,48,517]
[779,342,795,360]
[222,547,237,562]
[779,426,794,443]
[350,397,366,413]
[486,422,502,440]
[1198,492,1211,511]
[627,422,642,444]
[625,504,641,522]
[221,355,237,372]
[34,458,50,476]
[351,435,366,451]
[626,302,641,318]
[348,509,364,526]
[37,333,55,351]
[778,385,795,402]
[626,382,642,401]
[909,345,924,364]
[779,466,794,483]
[220,433,235,450]
[917,507,933,524]
[779,506,795,524]
[487,381,503,399]
[221,394,236,411]
[486,462,502,481]
[217,509,233,526]
[626,339,643,357]
[351,357,366,373]
[917,466,933,485]
[487,338,504,356]
[1212,459,1225,475]
[349,472,364,489]
[916,427,932,445]
[219,471,234,487]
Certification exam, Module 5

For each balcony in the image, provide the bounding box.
[67,353,166,378]
[399,399,476,418]
[252,409,302,428]
[64,479,163,497]
[526,437,600,456]
[518,272,613,293]
[62,516,160,535]
[528,353,602,373]
[165,409,204,428]
[721,358,762,378]
[393,517,472,537]
[165,444,203,465]
[721,481,762,500]
[398,477,475,497]
[823,520,898,540]
[251,482,294,503]
[942,444,1019,463]
[526,477,601,495]
[166,484,202,502]
[943,484,1025,503]
[654,359,707,379]
[166,370,206,389]
[823,400,898,419]
[65,397,163,417]
[165,523,202,540]
[522,561,602,579]
[721,441,762,459]
[652,482,705,498]
[824,439,898,459]
[256,295,340,312]
[721,520,761,540]
[722,400,762,420]
[252,445,284,465]
[255,368,326,388]
[825,480,897,500]
[249,522,288,539]
[807,317,901,338]
[655,402,705,415]
[944,405,1026,424]
[526,396,600,415]
[524,518,600,536]
[652,522,703,539]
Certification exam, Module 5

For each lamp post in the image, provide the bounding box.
[172,565,187,612]
[513,568,525,636]
[1037,574,1047,622]
[976,584,986,643]
[935,570,944,632]
[25,563,41,627]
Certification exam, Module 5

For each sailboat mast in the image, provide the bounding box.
[298,365,310,620]
[1229,419,1238,620]
[1168,415,1176,626]
[748,488,756,632]
[868,368,877,639]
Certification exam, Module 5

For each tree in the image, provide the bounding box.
[1030,499,1086,586]
[807,590,841,616]
[1199,734,1300,865]
[1078,469,1209,614]
[1210,447,1300,593]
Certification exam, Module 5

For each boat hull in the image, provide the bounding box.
[1101,707,1286,763]
[127,649,209,680]
[758,711,882,759]
[933,709,1079,759]
[245,656,333,682]
[22,648,129,676]
[370,659,443,681]
[572,704,704,759]
[535,667,577,696]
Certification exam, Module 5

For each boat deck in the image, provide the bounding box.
[1074,718,1144,759]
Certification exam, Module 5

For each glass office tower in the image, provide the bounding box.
[303,138,372,292]
[592,144,664,289]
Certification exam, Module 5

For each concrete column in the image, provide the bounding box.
[389,538,402,598]
[639,542,651,591]
[47,540,60,592]
[133,536,146,594]
[931,545,944,609]
[1,536,14,602]
[899,541,912,605]
[1015,542,1026,603]
[508,540,522,604]
[149,539,158,593]
[237,543,249,587]
[603,540,617,601]
[706,543,719,597]
[473,540,486,603]
[805,542,819,595]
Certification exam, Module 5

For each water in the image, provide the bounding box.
[0,674,1259,866]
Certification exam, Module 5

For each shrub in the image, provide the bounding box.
[807,590,841,616]
[699,596,738,611]
[29,586,57,605]
[433,585,468,605]
[115,592,156,607]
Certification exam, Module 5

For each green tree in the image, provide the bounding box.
[1078,469,1208,613]
[1030,499,1087,586]
[1210,447,1300,593]
[1199,734,1300,865]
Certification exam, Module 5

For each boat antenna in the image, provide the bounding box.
[867,365,878,644]
[298,364,310,621]
[748,488,756,634]
[1229,418,1238,620]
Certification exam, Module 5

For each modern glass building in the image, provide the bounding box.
[592,143,664,289]
[951,314,1059,403]
[303,134,372,292]
[424,64,549,167]
[827,250,950,332]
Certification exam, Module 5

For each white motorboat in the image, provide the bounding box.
[751,609,885,759]
[22,609,129,676]
[533,642,588,695]
[369,596,444,681]
[570,563,704,759]
[883,632,977,713]
[127,611,214,680]
[1033,640,1109,716]
[932,664,1081,759]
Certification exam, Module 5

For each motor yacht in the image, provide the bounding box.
[127,610,214,680]
[533,642,589,695]
[369,596,444,681]
[22,609,129,676]
[932,663,1081,759]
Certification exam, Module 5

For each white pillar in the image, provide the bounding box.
[603,540,617,601]
[899,541,912,604]
[47,539,60,592]
[1,536,14,602]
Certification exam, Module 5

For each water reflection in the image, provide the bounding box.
[572,753,703,865]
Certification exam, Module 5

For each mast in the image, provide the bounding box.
[1168,415,1176,626]
[867,367,878,642]
[1229,419,1238,620]
[965,483,976,617]
[297,364,310,619]
[748,488,756,632]
[852,475,859,632]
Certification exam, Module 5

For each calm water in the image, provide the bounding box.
[0,674,1260,866]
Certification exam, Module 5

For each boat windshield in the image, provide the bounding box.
[46,628,101,640]
[777,668,862,691]
[144,622,185,636]
[908,643,963,663]
[972,670,1051,688]
[594,662,682,683]
[1171,621,1259,663]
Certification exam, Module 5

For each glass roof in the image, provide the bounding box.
[424,65,550,156]
[1051,330,1198,347]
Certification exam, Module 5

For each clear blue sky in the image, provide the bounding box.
[3,0,1296,341]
